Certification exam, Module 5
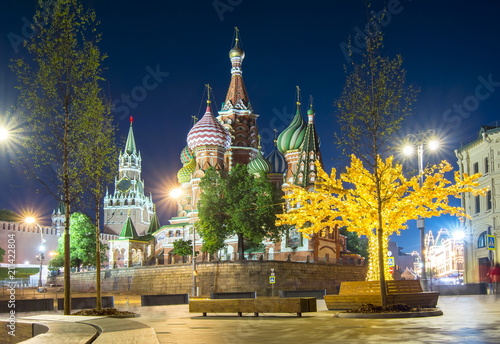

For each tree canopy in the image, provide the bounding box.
[197,164,283,259]
[340,227,368,259]
[49,212,108,271]
[0,209,19,222]
[277,157,485,280]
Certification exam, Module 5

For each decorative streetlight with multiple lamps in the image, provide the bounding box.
[403,130,440,291]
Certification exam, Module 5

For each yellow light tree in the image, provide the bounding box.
[277,155,485,289]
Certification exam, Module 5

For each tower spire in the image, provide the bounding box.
[225,27,249,109]
[124,117,137,155]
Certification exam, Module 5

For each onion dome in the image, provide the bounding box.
[277,103,307,154]
[266,147,287,174]
[229,28,245,59]
[248,150,272,175]
[229,41,245,59]
[180,145,194,165]
[177,158,195,183]
[187,102,231,151]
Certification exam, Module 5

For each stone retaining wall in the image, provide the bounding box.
[49,261,367,296]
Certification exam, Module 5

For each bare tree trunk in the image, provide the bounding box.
[95,190,102,310]
[63,112,71,315]
[238,233,245,260]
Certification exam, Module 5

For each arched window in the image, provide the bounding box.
[478,231,488,248]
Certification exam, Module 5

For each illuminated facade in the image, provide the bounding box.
[455,126,500,283]
[425,228,464,283]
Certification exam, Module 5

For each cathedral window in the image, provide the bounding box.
[169,231,173,237]
[309,152,314,160]
[176,230,181,237]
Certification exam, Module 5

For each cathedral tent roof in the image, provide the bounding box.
[119,216,139,239]
[124,117,137,155]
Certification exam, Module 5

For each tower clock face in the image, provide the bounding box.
[117,178,131,192]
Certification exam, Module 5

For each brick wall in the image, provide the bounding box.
[49,261,367,296]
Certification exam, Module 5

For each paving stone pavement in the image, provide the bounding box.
[125,295,500,344]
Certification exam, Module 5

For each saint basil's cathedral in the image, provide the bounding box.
[103,31,355,268]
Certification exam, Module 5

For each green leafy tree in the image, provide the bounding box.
[172,239,194,263]
[197,164,283,260]
[0,209,19,222]
[79,101,117,309]
[340,227,368,259]
[11,0,108,314]
[335,7,418,306]
[49,212,108,271]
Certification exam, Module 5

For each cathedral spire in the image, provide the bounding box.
[124,116,137,155]
[224,27,250,110]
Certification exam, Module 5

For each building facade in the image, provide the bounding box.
[455,126,500,283]
[425,228,464,284]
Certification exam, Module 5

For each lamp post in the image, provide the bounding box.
[403,130,439,291]
[453,228,466,284]
[192,226,198,297]
[25,217,45,288]
[169,187,198,296]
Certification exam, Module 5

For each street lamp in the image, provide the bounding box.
[25,217,46,288]
[453,228,466,284]
[403,130,440,291]
[169,187,197,296]
[192,226,198,297]
[0,127,9,141]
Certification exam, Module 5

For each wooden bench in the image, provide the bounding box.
[324,280,439,310]
[189,297,317,317]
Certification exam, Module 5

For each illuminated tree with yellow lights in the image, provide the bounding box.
[277,156,485,296]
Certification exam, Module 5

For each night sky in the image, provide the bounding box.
[1,0,500,253]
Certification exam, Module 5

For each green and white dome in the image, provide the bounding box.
[277,105,307,154]
[248,150,272,175]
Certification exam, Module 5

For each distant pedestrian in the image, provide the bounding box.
[487,263,500,296]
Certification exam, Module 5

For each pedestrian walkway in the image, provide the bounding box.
[127,295,500,344]
[12,294,500,343]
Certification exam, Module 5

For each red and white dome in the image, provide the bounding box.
[187,104,231,151]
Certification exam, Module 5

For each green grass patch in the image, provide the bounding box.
[0,267,40,279]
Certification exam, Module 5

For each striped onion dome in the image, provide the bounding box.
[276,104,307,154]
[177,158,196,183]
[266,147,287,174]
[187,104,231,151]
[248,150,272,175]
[180,145,194,165]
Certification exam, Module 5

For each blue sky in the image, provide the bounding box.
[1,0,499,253]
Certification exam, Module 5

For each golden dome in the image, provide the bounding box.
[229,42,245,59]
